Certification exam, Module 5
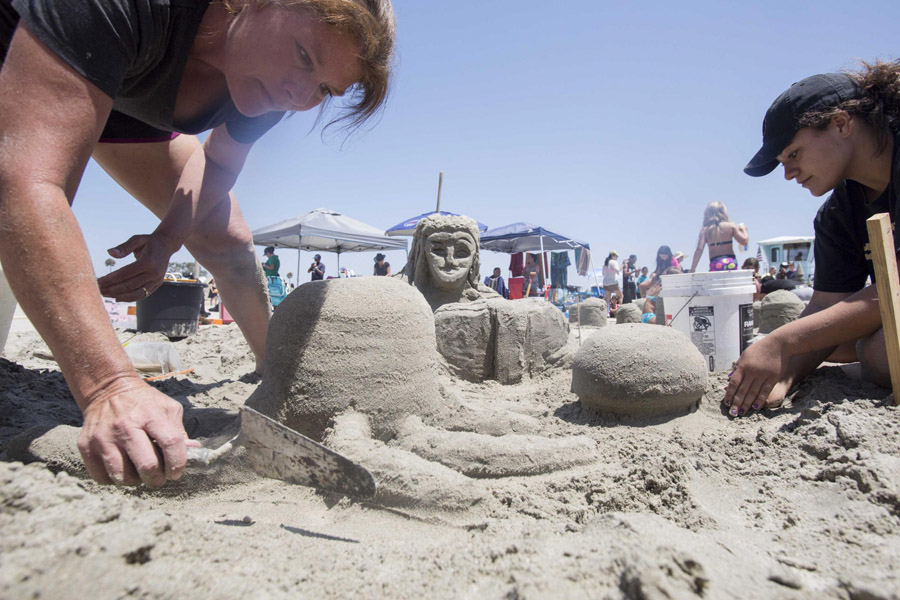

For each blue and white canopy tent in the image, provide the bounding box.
[251,207,408,279]
[385,211,489,237]
[479,222,600,293]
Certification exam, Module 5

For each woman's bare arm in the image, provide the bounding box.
[689,229,706,273]
[732,222,750,246]
[0,25,193,486]
[97,125,253,300]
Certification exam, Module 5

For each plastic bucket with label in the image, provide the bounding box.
[0,266,16,354]
[659,270,756,372]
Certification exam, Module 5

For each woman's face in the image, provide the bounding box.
[777,123,852,198]
[425,231,476,291]
[223,4,363,116]
[658,252,670,262]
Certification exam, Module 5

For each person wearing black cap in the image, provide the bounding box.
[373,253,391,276]
[725,60,900,418]
[308,254,326,281]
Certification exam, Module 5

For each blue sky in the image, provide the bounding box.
[77,0,899,288]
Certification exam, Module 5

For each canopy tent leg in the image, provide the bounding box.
[539,235,546,301]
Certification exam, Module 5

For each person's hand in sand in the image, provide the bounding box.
[723,335,791,416]
[78,381,199,486]
[97,233,177,301]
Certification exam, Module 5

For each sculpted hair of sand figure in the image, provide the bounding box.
[405,214,487,307]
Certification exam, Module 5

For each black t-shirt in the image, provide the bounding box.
[812,134,900,293]
[1,0,283,143]
[374,262,390,276]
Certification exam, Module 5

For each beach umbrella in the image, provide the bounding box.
[385,211,489,237]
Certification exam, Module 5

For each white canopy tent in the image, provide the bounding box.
[251,208,408,279]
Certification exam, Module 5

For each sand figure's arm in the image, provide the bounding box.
[326,412,488,512]
[724,286,881,417]
[0,26,193,486]
[393,416,596,478]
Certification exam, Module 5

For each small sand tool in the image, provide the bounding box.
[865,213,900,405]
[186,406,377,498]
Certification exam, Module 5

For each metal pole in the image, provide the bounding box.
[539,236,546,301]
[435,172,443,213]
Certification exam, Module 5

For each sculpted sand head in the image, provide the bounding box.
[406,214,483,309]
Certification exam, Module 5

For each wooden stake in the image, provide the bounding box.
[865,213,900,405]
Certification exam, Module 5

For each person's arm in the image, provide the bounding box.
[689,229,706,273]
[386,265,391,276]
[732,222,750,247]
[0,26,194,486]
[724,288,875,416]
[97,125,253,301]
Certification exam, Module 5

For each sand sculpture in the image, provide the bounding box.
[615,303,642,324]
[571,324,707,419]
[568,298,607,326]
[405,212,573,384]
[403,214,499,311]
[434,298,572,383]
[759,289,806,334]
[246,276,596,511]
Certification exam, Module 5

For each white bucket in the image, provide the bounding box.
[659,270,756,372]
[0,266,17,355]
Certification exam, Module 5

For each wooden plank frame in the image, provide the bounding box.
[865,213,900,405]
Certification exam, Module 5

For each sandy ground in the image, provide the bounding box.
[2,305,900,599]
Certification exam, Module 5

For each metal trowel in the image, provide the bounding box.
[186,406,376,498]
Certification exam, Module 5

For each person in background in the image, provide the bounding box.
[635,266,649,297]
[622,254,638,304]
[688,202,750,273]
[741,257,764,301]
[639,245,682,296]
[373,253,391,276]
[601,250,621,311]
[484,267,508,299]
[726,60,900,417]
[523,254,540,297]
[0,0,396,487]
[262,246,280,278]
[308,254,326,281]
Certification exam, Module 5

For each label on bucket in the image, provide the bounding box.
[739,304,754,354]
[689,306,716,370]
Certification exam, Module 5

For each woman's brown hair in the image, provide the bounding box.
[798,59,900,155]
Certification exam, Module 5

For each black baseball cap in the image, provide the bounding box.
[744,73,860,177]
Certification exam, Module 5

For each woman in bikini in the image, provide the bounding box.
[688,202,750,273]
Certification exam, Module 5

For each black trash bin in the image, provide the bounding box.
[136,280,204,338]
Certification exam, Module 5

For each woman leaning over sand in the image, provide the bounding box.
[725,60,900,417]
[0,0,394,486]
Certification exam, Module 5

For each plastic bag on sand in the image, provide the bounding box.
[124,342,183,374]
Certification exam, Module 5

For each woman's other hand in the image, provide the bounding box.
[97,233,176,301]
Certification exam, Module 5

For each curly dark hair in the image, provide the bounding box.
[798,59,900,156]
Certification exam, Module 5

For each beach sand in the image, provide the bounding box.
[2,310,900,599]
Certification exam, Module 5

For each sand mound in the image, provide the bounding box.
[571,324,707,418]
[247,277,441,441]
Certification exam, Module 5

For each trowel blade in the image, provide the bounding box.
[238,406,376,498]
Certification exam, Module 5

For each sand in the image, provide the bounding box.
[3,307,900,599]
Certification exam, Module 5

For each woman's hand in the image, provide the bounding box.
[97,233,178,301]
[723,334,792,416]
[78,378,200,486]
